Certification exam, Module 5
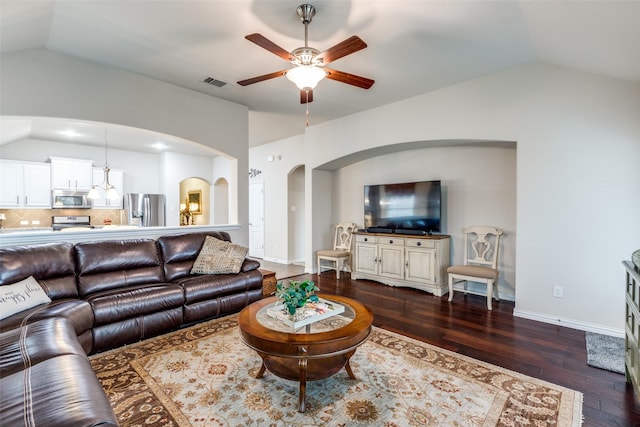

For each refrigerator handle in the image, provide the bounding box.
[142,196,151,227]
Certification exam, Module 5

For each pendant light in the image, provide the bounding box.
[88,128,119,201]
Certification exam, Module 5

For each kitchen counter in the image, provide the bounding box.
[0,224,240,248]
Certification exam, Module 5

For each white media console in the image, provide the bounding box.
[351,231,451,296]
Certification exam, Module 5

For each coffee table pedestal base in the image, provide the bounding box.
[254,350,358,413]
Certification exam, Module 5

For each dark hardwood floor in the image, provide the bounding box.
[287,271,640,426]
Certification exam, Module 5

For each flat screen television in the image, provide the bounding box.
[364,180,441,234]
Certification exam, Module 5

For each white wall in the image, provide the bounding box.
[249,134,305,263]
[0,49,250,243]
[335,145,517,299]
[252,62,640,335]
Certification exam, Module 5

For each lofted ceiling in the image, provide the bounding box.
[1,0,638,151]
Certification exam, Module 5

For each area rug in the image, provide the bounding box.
[90,315,583,426]
[585,331,625,374]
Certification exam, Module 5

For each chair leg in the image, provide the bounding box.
[448,276,454,302]
[336,259,341,279]
[486,280,493,310]
[317,257,322,275]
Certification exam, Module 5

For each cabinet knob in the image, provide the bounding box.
[417,241,421,246]
[389,240,393,244]
[364,238,368,242]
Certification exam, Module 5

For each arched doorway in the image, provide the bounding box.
[179,177,210,225]
[213,177,229,224]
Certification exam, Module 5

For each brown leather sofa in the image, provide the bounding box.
[0,231,263,426]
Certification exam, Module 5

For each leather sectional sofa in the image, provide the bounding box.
[0,231,263,426]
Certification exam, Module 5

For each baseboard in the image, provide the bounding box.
[262,256,290,264]
[513,308,624,338]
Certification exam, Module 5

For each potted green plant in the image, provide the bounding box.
[275,279,320,316]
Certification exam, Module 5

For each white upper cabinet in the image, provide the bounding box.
[0,160,51,208]
[50,157,93,191]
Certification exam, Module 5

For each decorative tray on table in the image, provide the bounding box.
[267,298,345,330]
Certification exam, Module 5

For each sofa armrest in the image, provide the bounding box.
[241,258,260,272]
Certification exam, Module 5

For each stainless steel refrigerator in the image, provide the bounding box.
[125,193,166,227]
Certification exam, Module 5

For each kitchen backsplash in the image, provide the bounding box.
[0,209,124,229]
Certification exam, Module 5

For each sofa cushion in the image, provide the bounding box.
[86,283,185,326]
[178,269,263,305]
[75,239,164,296]
[0,318,117,426]
[0,317,84,377]
[0,276,51,320]
[158,231,232,281]
[0,242,78,299]
[0,299,94,337]
[191,236,248,275]
[0,354,118,426]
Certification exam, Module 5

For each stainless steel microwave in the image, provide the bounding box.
[52,190,91,209]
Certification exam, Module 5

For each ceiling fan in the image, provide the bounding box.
[237,4,374,104]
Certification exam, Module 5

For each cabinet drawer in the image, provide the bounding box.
[406,239,435,249]
[380,237,405,246]
[356,235,378,244]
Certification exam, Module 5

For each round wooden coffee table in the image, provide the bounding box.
[238,293,373,412]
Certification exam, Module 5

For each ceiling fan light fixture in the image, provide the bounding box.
[286,65,326,90]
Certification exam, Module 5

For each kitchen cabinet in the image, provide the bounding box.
[0,160,51,208]
[352,232,450,296]
[50,157,93,191]
[91,168,124,209]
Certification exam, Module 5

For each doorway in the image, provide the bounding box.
[212,177,229,224]
[179,177,209,225]
[288,165,305,264]
[249,180,264,258]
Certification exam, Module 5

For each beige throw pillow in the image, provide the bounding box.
[191,236,248,275]
[0,276,52,320]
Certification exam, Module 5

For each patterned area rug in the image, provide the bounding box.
[90,315,583,426]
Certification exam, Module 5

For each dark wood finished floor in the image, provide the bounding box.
[283,271,640,426]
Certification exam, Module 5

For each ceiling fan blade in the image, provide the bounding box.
[325,68,374,89]
[245,33,295,62]
[300,89,314,104]
[237,70,288,86]
[316,36,367,65]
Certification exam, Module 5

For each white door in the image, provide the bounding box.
[249,181,264,259]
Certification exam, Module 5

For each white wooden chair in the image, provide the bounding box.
[447,226,503,310]
[317,222,357,279]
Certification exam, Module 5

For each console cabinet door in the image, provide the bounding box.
[405,246,436,284]
[378,238,405,280]
[355,241,378,275]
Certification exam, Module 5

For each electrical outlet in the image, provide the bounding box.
[553,286,563,298]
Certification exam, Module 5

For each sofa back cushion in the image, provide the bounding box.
[0,243,78,299]
[75,239,164,297]
[157,232,231,281]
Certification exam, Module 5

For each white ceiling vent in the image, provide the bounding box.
[203,77,227,88]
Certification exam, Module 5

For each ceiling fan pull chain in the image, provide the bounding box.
[305,90,310,126]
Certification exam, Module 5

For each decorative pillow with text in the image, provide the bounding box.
[0,276,52,320]
[191,236,249,275]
